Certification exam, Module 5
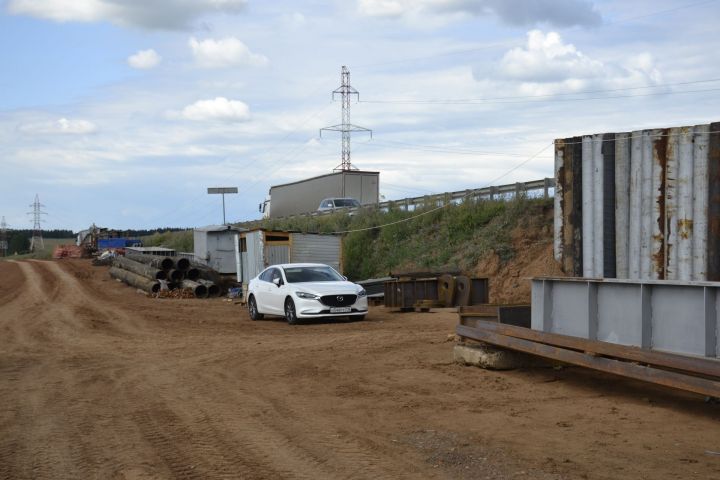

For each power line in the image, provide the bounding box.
[605,0,718,24]
[151,101,335,228]
[360,86,720,106]
[362,138,553,157]
[361,78,720,104]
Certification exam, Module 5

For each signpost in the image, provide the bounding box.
[207,187,238,225]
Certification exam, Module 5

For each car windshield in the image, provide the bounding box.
[334,199,360,207]
[283,266,345,283]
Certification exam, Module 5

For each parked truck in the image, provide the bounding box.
[259,170,379,218]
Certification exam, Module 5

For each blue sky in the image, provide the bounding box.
[1,0,719,231]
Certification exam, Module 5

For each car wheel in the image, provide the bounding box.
[248,295,263,320]
[285,298,300,325]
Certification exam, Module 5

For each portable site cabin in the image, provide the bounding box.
[194,225,247,274]
[239,229,343,285]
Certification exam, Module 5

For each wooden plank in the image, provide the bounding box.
[456,325,720,398]
[457,322,720,379]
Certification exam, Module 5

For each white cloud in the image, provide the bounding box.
[357,0,601,27]
[181,97,251,122]
[127,49,161,69]
[7,0,247,30]
[189,37,268,68]
[19,117,97,135]
[498,30,603,82]
[480,30,662,94]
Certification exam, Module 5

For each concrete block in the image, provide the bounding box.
[453,343,542,370]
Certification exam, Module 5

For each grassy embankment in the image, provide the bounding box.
[141,197,554,282]
[256,196,553,280]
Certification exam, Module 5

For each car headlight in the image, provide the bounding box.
[296,291,320,300]
[357,289,367,297]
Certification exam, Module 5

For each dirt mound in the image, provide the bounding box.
[474,204,565,304]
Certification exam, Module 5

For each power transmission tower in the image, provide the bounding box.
[320,65,372,171]
[0,216,7,257]
[28,194,47,252]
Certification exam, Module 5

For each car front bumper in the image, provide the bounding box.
[295,296,368,318]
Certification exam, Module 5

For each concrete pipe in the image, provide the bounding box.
[196,279,220,297]
[168,269,185,282]
[190,263,222,284]
[109,267,160,293]
[181,280,208,298]
[125,253,174,271]
[176,257,191,271]
[114,256,167,280]
[185,268,200,281]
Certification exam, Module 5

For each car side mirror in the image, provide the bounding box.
[342,275,348,281]
[272,277,282,287]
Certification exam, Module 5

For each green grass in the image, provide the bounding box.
[125,197,551,281]
[141,230,193,252]
[242,196,551,281]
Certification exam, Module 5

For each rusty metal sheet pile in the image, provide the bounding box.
[554,122,720,281]
[384,275,488,310]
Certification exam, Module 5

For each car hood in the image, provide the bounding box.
[291,281,361,296]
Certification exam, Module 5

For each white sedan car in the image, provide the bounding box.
[246,263,368,324]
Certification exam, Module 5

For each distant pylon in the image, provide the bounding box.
[0,216,7,257]
[28,194,47,252]
[320,66,372,171]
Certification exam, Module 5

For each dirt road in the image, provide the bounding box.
[0,260,718,479]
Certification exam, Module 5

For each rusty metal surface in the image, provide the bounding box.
[456,322,720,398]
[454,276,471,307]
[555,122,719,281]
[384,276,489,310]
[437,274,455,306]
[458,305,531,328]
[708,122,720,281]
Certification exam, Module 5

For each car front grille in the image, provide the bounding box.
[320,294,357,307]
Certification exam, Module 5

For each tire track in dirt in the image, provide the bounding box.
[123,373,323,480]
[236,391,427,479]
[37,260,142,337]
[141,356,426,480]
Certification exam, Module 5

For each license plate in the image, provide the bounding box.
[330,307,351,313]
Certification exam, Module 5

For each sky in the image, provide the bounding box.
[1,0,719,231]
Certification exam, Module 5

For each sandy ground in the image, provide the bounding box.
[0,259,718,480]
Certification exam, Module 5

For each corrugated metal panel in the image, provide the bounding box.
[193,230,208,262]
[207,231,237,274]
[244,231,264,280]
[290,234,342,273]
[555,122,720,281]
[265,245,290,266]
[615,133,630,278]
